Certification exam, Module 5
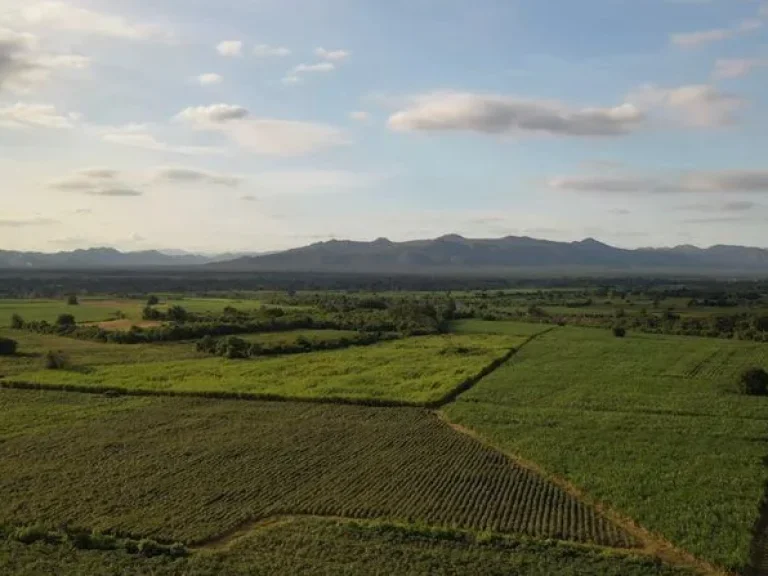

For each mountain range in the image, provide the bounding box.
[3,236,768,275]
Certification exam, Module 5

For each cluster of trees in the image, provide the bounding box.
[196,332,395,359]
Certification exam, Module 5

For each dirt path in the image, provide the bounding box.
[435,413,729,576]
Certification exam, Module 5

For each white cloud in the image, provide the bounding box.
[388,91,645,137]
[293,62,335,73]
[350,111,369,122]
[0,28,89,91]
[713,58,768,79]
[153,167,241,187]
[671,18,761,47]
[14,1,166,40]
[100,124,224,155]
[250,170,376,195]
[217,40,243,57]
[196,73,222,86]
[253,44,290,57]
[0,102,76,128]
[50,169,144,197]
[315,47,350,61]
[548,170,768,193]
[627,84,743,127]
[0,216,58,227]
[176,104,249,123]
[176,103,348,156]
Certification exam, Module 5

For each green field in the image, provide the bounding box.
[5,334,519,404]
[0,517,691,576]
[0,390,632,548]
[239,329,360,344]
[449,319,552,337]
[0,298,143,326]
[444,326,768,571]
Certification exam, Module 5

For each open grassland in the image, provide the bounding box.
[6,334,520,404]
[0,329,202,379]
[0,390,634,549]
[444,326,768,572]
[0,518,690,576]
[0,298,144,326]
[449,319,552,337]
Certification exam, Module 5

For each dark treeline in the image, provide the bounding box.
[196,332,397,359]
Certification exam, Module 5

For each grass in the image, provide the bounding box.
[5,334,520,404]
[443,326,768,572]
[0,518,691,576]
[0,329,202,379]
[0,389,632,548]
[449,319,553,337]
[0,298,142,326]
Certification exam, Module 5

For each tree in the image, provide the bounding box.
[142,306,163,320]
[0,337,18,356]
[44,350,68,370]
[612,326,627,338]
[10,313,24,329]
[166,305,188,322]
[56,314,76,327]
[67,294,79,306]
[737,367,768,396]
[146,295,159,306]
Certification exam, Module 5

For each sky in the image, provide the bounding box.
[2,0,768,254]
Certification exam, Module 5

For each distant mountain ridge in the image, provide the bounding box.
[0,248,259,269]
[3,236,768,274]
[209,235,768,275]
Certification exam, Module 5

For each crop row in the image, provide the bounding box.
[0,390,636,549]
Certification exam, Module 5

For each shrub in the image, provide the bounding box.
[737,367,768,396]
[67,294,79,305]
[612,326,627,338]
[142,306,163,320]
[137,538,163,557]
[56,313,76,327]
[44,350,69,370]
[0,337,18,356]
[10,313,24,329]
[146,295,159,306]
[13,525,58,545]
[166,305,189,322]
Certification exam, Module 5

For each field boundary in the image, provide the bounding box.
[435,412,729,576]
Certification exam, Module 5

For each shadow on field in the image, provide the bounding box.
[746,454,768,576]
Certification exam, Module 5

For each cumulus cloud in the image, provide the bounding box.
[0,216,58,227]
[253,44,290,57]
[671,18,762,47]
[176,104,249,124]
[11,1,167,40]
[350,111,370,122]
[0,102,77,128]
[548,170,768,194]
[153,167,241,187]
[388,91,645,137]
[315,47,350,61]
[293,62,335,73]
[176,103,347,156]
[627,84,742,127]
[196,73,222,86]
[713,58,768,79]
[101,125,224,155]
[0,28,89,91]
[217,40,242,57]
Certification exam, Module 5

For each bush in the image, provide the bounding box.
[146,295,159,306]
[737,367,768,396]
[56,313,76,327]
[10,313,24,329]
[67,294,79,305]
[142,306,163,320]
[166,305,189,322]
[612,326,627,338]
[44,350,69,370]
[0,337,18,355]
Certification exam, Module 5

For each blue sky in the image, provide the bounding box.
[2,0,768,253]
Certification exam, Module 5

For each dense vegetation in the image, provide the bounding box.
[444,325,768,571]
[0,518,690,576]
[0,390,633,548]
